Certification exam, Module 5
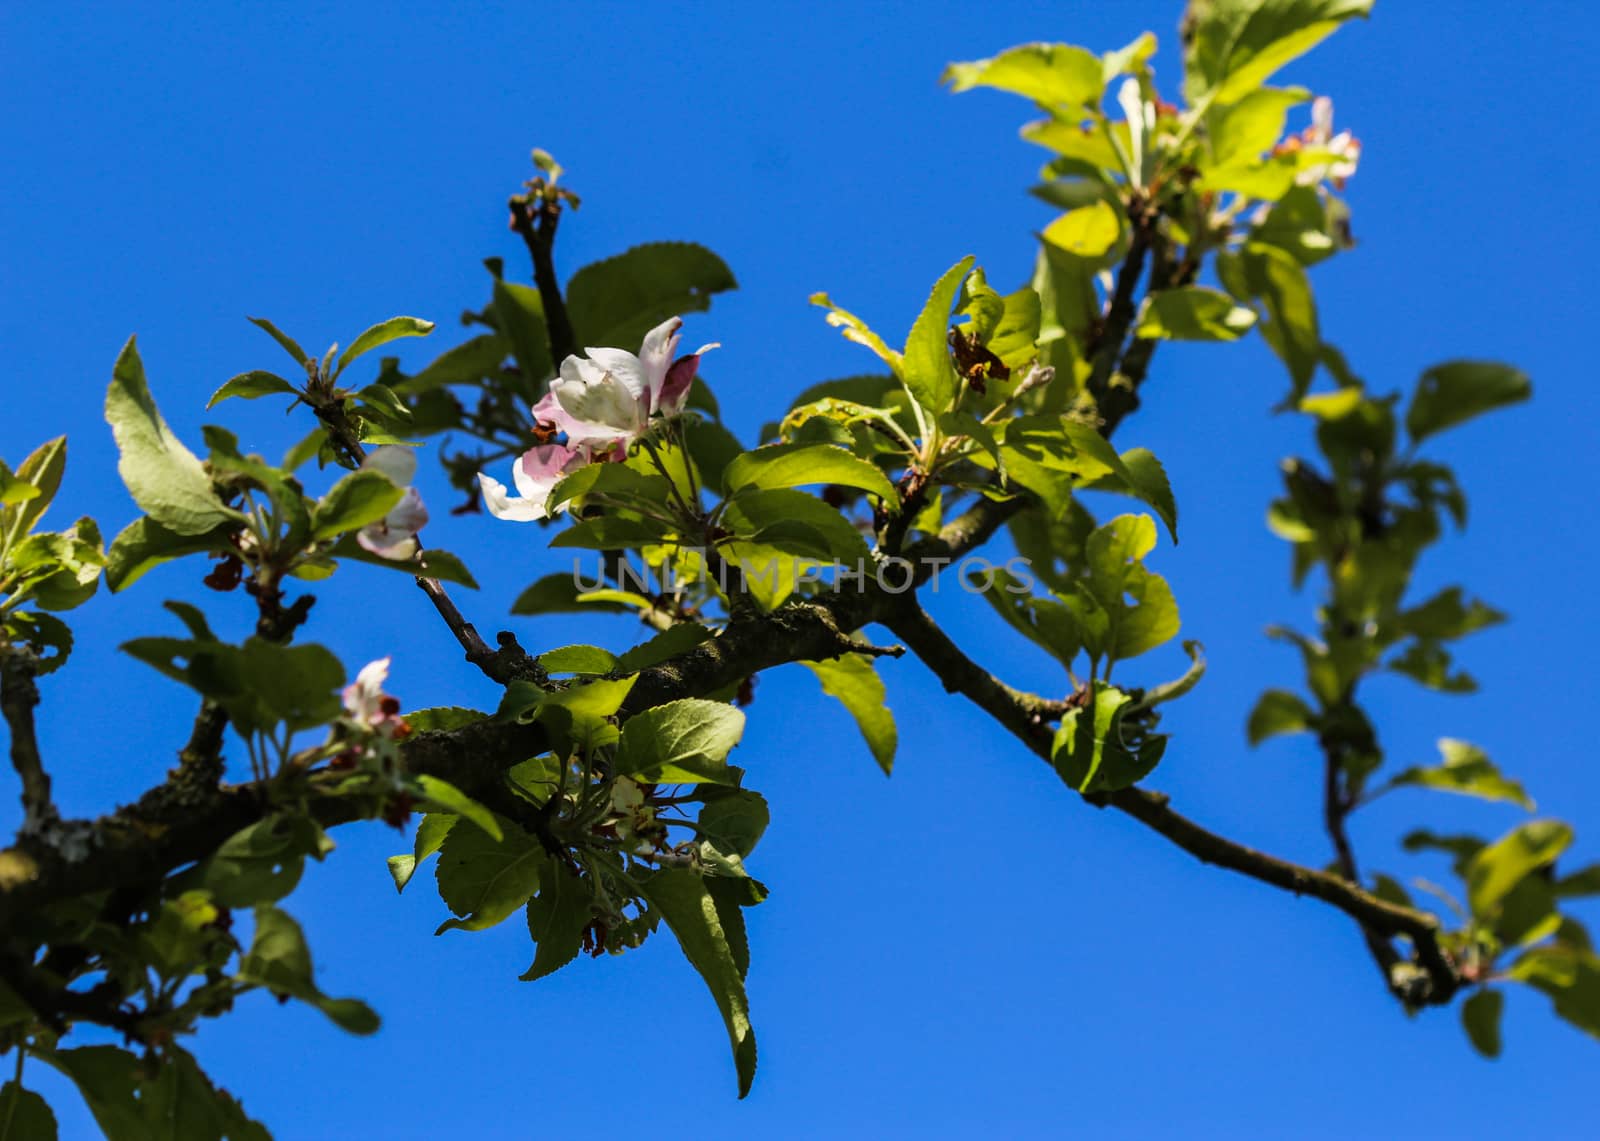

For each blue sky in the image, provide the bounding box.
[5,2,1600,1137]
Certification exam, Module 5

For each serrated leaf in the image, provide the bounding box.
[614,699,745,784]
[521,866,592,982]
[641,867,758,1097]
[900,256,975,417]
[434,819,544,933]
[723,442,897,505]
[803,655,897,774]
[105,338,244,536]
[566,242,737,351]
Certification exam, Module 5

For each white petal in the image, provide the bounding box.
[554,372,646,442]
[362,445,417,486]
[583,348,649,402]
[478,472,549,522]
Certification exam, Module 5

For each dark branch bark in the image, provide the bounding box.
[509,197,576,366]
[0,648,52,831]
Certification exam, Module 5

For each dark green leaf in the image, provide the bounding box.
[1406,361,1531,443]
[205,370,299,409]
[640,868,758,1097]
[1247,688,1315,745]
[521,866,592,982]
[238,905,380,1034]
[723,442,897,505]
[1461,989,1503,1058]
[566,242,737,350]
[434,818,545,933]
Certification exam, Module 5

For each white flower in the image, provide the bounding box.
[477,443,590,522]
[356,446,429,559]
[1295,96,1361,187]
[531,316,719,450]
[342,656,406,738]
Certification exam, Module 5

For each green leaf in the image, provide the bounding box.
[1507,944,1600,1042]
[810,302,902,378]
[1247,688,1315,744]
[640,867,758,1097]
[1207,85,1309,167]
[538,644,621,676]
[549,515,673,551]
[0,1080,56,1140]
[1394,587,1505,641]
[697,789,770,859]
[0,437,67,555]
[389,813,456,893]
[434,818,546,934]
[617,623,714,672]
[1041,202,1122,258]
[1051,682,1165,792]
[1405,361,1532,443]
[1134,287,1257,341]
[36,1046,146,1140]
[803,655,897,774]
[1083,514,1180,662]
[723,442,897,505]
[614,699,746,784]
[521,866,592,982]
[566,242,737,350]
[1461,989,1504,1058]
[900,256,975,417]
[943,42,1104,108]
[1140,640,1208,707]
[105,337,244,536]
[238,905,380,1034]
[975,568,1084,669]
[1221,243,1319,400]
[721,487,870,563]
[310,469,405,541]
[191,813,330,908]
[104,515,232,588]
[1182,0,1374,106]
[1466,820,1573,918]
[405,706,487,733]
[334,316,434,377]
[491,281,552,394]
[1086,443,1179,543]
[247,315,312,369]
[205,370,300,409]
[1382,740,1533,811]
[511,573,641,616]
[413,776,502,842]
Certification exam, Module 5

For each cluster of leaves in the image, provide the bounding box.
[1246,361,1599,1051]
[0,1,1590,1135]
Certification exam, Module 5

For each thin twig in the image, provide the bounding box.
[509,197,576,365]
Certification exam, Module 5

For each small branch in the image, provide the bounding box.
[0,647,53,831]
[509,196,576,365]
[1086,203,1154,407]
[882,597,1460,1004]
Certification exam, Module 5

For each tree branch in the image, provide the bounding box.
[509,196,576,366]
[880,598,1460,1004]
[0,647,52,831]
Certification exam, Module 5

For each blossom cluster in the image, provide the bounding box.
[479,316,717,521]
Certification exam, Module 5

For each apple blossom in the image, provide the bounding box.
[341,656,409,740]
[531,315,718,450]
[1291,96,1360,188]
[477,442,591,522]
[356,445,429,558]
